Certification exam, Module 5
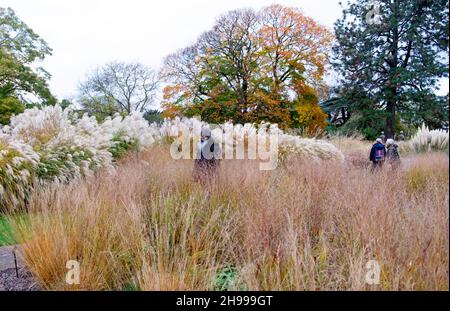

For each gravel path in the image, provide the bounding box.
[0,246,22,271]
[0,245,41,291]
[0,267,41,291]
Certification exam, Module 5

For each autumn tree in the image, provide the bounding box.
[330,0,449,138]
[79,61,159,119]
[161,9,261,123]
[200,9,261,124]
[161,5,332,130]
[257,5,332,98]
[291,83,328,135]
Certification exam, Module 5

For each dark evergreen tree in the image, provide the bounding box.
[331,0,449,138]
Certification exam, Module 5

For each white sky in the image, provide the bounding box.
[2,0,449,103]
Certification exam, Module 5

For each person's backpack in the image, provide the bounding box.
[374,148,385,162]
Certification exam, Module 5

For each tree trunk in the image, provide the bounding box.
[386,0,399,139]
[386,92,396,139]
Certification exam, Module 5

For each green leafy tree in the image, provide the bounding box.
[0,7,55,107]
[0,96,24,125]
[331,0,449,138]
[60,99,73,110]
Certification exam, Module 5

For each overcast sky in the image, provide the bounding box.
[3,0,449,103]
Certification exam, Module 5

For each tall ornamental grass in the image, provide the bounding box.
[0,106,161,211]
[0,133,39,208]
[10,148,449,291]
[409,124,449,153]
[1,108,344,212]
[159,117,345,162]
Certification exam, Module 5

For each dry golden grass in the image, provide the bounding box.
[328,134,371,154]
[10,146,449,290]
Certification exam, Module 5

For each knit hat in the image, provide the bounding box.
[386,138,395,146]
[201,127,211,138]
[376,138,382,143]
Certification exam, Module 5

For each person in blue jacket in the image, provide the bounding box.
[369,138,386,170]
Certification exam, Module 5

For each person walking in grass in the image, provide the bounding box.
[386,138,401,169]
[193,127,221,184]
[369,138,386,170]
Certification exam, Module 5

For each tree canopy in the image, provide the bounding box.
[161,4,333,131]
[0,7,55,110]
[78,61,159,120]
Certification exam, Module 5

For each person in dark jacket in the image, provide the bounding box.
[369,138,386,170]
[386,138,401,169]
[193,127,221,184]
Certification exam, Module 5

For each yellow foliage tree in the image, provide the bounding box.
[292,83,328,136]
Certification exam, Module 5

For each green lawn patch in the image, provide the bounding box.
[0,215,16,246]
